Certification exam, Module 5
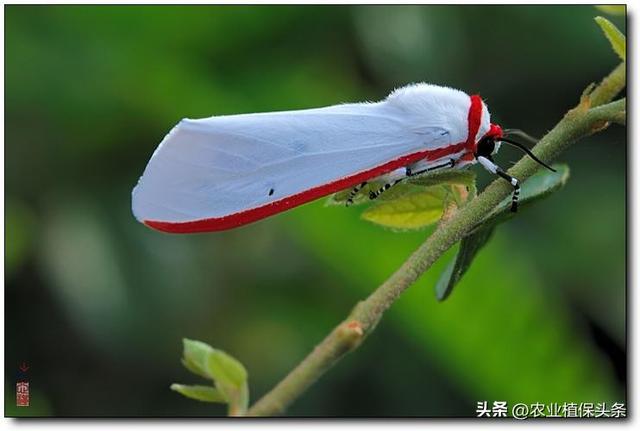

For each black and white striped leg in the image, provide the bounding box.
[496,170,520,212]
[477,156,520,212]
[406,158,455,177]
[346,182,368,206]
[369,158,457,201]
[369,179,403,201]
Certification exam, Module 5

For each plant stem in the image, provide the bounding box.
[247,65,625,417]
[589,62,625,107]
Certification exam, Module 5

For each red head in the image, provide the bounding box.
[487,123,503,140]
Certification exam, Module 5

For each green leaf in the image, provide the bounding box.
[407,169,476,189]
[206,349,249,391]
[327,170,476,207]
[436,165,570,301]
[479,164,570,230]
[361,186,447,230]
[359,171,477,230]
[180,358,209,380]
[594,5,626,16]
[170,384,227,403]
[181,338,214,379]
[595,16,626,61]
[435,225,495,301]
[176,340,250,414]
[206,351,249,415]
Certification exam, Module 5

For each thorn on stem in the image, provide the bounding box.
[346,320,364,337]
[337,320,365,351]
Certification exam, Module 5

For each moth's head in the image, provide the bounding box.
[476,123,503,159]
[475,125,557,173]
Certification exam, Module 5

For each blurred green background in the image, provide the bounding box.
[5,5,625,417]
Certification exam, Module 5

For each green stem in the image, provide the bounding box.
[247,65,625,417]
[589,62,625,107]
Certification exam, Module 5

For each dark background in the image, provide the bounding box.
[5,5,625,416]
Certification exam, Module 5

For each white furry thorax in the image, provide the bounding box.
[386,83,491,144]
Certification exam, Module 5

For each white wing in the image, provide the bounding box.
[132,101,453,225]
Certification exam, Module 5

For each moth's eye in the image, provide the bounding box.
[477,137,495,157]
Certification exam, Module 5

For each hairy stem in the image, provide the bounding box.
[589,62,625,107]
[247,64,625,417]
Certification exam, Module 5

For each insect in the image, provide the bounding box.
[132,83,554,234]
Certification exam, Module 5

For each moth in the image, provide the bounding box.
[132,83,553,233]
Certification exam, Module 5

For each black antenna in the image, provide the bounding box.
[498,137,556,172]
[502,128,540,145]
